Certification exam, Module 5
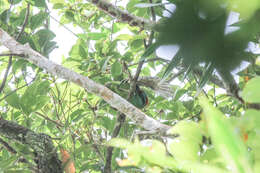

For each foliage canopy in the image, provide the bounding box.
[0,0,260,173]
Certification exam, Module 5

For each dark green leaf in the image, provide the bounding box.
[241,77,260,103]
[30,11,48,30]
[140,43,157,61]
[65,10,74,21]
[53,3,64,9]
[0,9,10,23]
[79,45,87,58]
[8,0,22,4]
[111,61,122,77]
[5,91,20,109]
[31,0,47,7]
[199,96,253,173]
[198,63,214,90]
[162,54,181,79]
[34,29,56,47]
[87,32,107,40]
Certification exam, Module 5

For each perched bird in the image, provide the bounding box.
[129,85,149,109]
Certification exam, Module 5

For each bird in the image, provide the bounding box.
[129,85,149,109]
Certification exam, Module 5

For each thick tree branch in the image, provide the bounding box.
[0,28,170,133]
[86,0,154,29]
[0,118,62,173]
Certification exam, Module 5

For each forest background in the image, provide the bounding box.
[1,0,260,173]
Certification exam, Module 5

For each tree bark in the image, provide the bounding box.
[0,118,62,173]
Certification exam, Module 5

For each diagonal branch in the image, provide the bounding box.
[0,28,170,133]
[86,0,155,29]
[0,118,62,172]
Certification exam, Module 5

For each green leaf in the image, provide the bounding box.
[0,156,17,170]
[199,95,253,173]
[140,140,176,168]
[130,39,143,49]
[30,11,48,30]
[0,9,10,23]
[36,80,51,95]
[31,0,47,7]
[43,41,58,56]
[167,121,203,161]
[241,77,260,103]
[179,161,230,173]
[100,56,111,72]
[140,43,157,61]
[111,61,122,78]
[70,109,84,121]
[53,3,64,9]
[20,81,50,115]
[162,54,181,79]
[12,59,27,74]
[8,0,22,4]
[34,29,56,48]
[115,34,133,40]
[87,32,107,40]
[65,10,74,21]
[241,109,260,131]
[198,63,214,90]
[33,96,50,111]
[112,23,126,33]
[5,91,20,109]
[107,138,132,149]
[79,45,87,58]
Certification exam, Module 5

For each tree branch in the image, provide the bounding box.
[0,118,62,173]
[86,0,154,29]
[0,28,170,133]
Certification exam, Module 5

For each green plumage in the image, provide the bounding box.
[129,85,148,109]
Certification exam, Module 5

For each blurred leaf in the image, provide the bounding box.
[107,138,132,149]
[20,81,50,115]
[198,63,214,90]
[0,9,10,23]
[140,43,157,61]
[167,121,203,161]
[199,95,253,173]
[34,29,56,48]
[111,61,122,78]
[87,32,107,40]
[162,54,181,80]
[241,77,260,103]
[12,59,27,74]
[79,45,87,58]
[53,3,64,9]
[31,0,47,7]
[5,91,20,109]
[8,0,22,4]
[65,10,74,21]
[30,11,48,30]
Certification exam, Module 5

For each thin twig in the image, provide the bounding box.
[49,14,79,38]
[104,3,157,172]
[128,57,168,67]
[0,76,35,102]
[0,53,24,57]
[35,112,64,128]
[0,137,17,154]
